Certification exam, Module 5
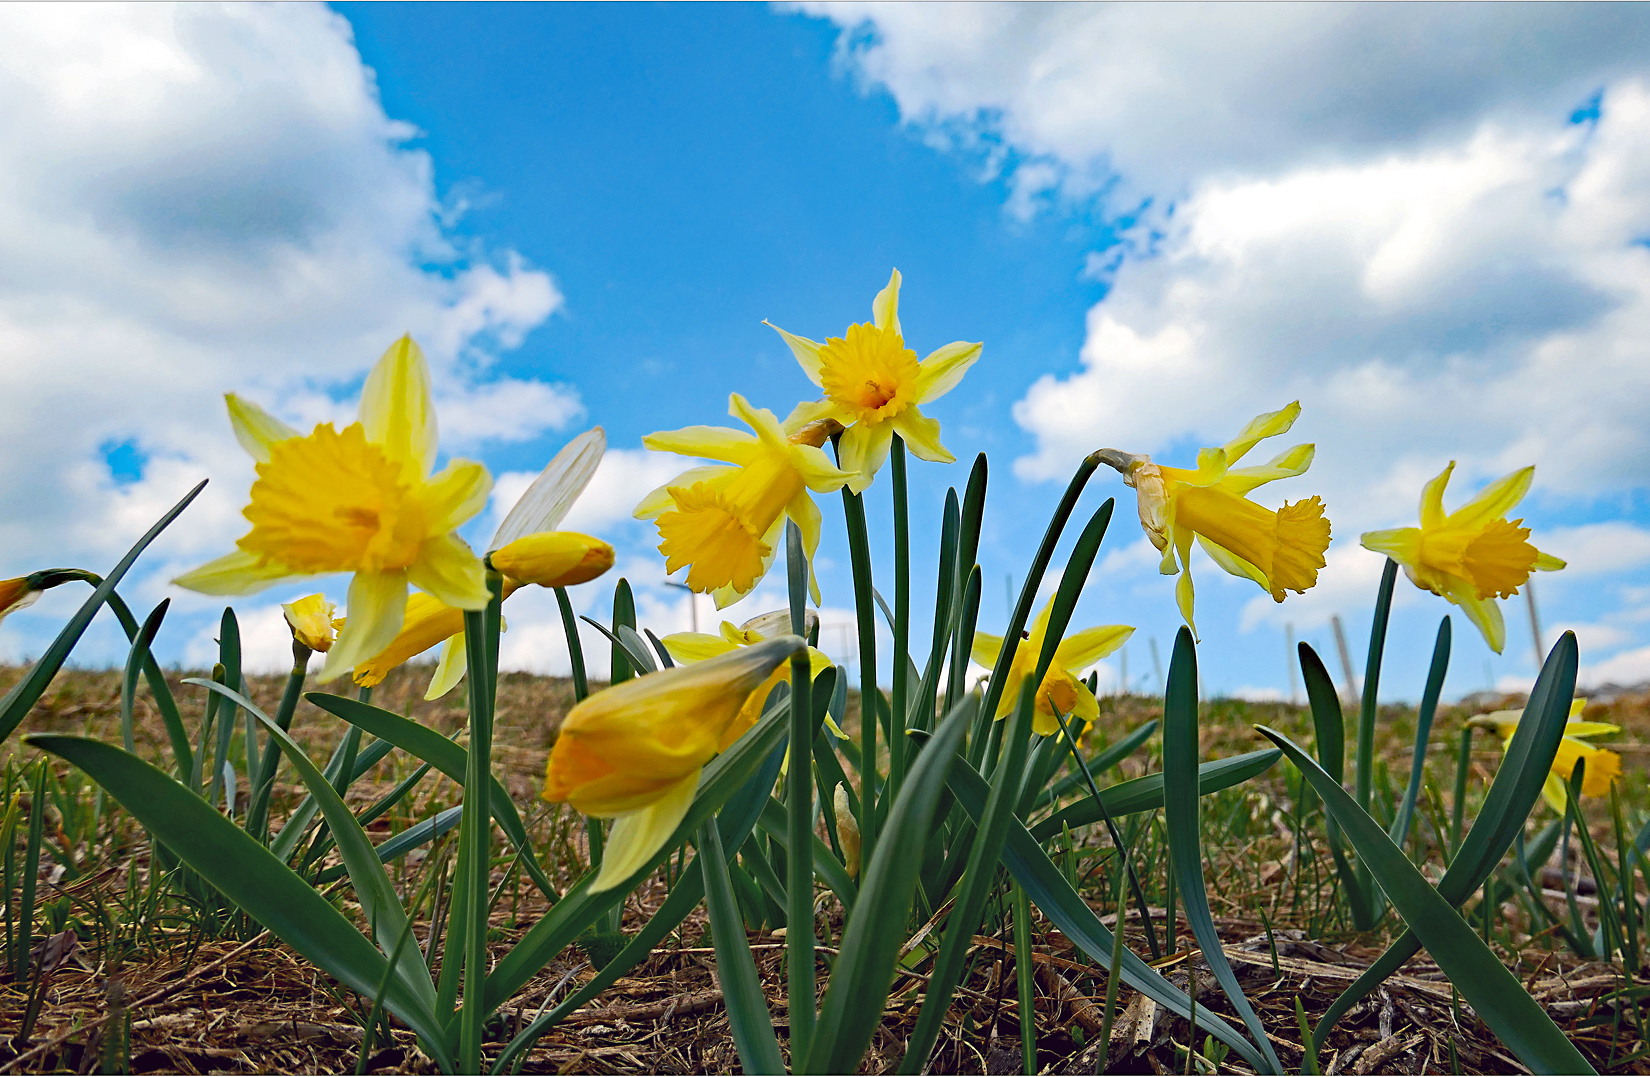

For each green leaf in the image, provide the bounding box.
[756,797,857,909]
[1162,629,1282,1073]
[120,600,169,754]
[700,819,786,1073]
[0,481,205,743]
[1028,749,1280,842]
[1391,617,1450,849]
[1035,719,1158,809]
[579,616,657,676]
[304,692,557,901]
[24,734,452,1069]
[808,697,973,1075]
[1255,724,1592,1075]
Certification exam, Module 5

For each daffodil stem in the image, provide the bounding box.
[246,647,308,844]
[889,436,911,808]
[784,521,816,1057]
[457,572,503,1072]
[838,475,879,866]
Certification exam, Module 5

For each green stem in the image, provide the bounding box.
[457,571,503,1072]
[1352,558,1398,924]
[839,469,879,866]
[1450,726,1473,861]
[247,645,310,843]
[889,435,910,806]
[785,521,815,1057]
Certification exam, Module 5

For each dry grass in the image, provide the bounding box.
[1,662,1648,1073]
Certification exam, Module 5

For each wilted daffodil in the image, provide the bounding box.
[971,595,1133,738]
[282,594,341,654]
[354,428,615,699]
[173,336,492,681]
[543,634,806,891]
[1470,698,1620,814]
[1361,462,1564,654]
[1097,402,1330,637]
[766,269,982,493]
[661,609,845,739]
[637,394,854,607]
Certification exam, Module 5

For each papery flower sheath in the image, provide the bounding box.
[971,594,1133,738]
[282,594,342,653]
[0,577,42,626]
[1097,402,1330,637]
[173,336,492,681]
[637,394,853,607]
[543,634,806,891]
[354,428,614,699]
[661,608,844,739]
[766,269,981,493]
[1471,698,1620,813]
[1361,462,1564,653]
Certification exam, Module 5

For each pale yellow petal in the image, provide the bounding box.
[782,398,843,433]
[424,634,469,700]
[1197,535,1271,591]
[359,335,437,481]
[1564,720,1621,739]
[1173,530,1198,638]
[1220,402,1300,465]
[971,631,1005,668]
[491,427,605,549]
[661,632,736,664]
[892,407,953,464]
[871,268,902,337]
[409,533,489,610]
[634,465,737,519]
[1054,625,1134,669]
[642,425,760,464]
[727,393,787,449]
[789,443,857,493]
[838,420,895,494]
[319,571,409,682]
[1534,550,1567,572]
[172,549,299,596]
[1541,772,1567,815]
[763,321,826,387]
[913,340,982,402]
[1454,590,1507,654]
[1419,462,1456,530]
[1360,527,1422,569]
[1450,466,1534,531]
[590,769,701,892]
[1219,443,1314,497]
[418,458,493,533]
[226,394,299,464]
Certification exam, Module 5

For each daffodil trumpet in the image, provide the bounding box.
[971,594,1133,739]
[766,268,982,493]
[1471,698,1620,815]
[637,394,854,607]
[1096,402,1330,636]
[173,336,494,681]
[1361,462,1564,654]
[542,634,806,891]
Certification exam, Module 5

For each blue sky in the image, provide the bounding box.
[2,3,1649,704]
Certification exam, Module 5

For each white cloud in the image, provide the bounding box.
[0,4,575,664]
[1537,522,1650,577]
[1579,643,1650,689]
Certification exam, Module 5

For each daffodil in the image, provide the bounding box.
[282,594,342,653]
[971,595,1133,738]
[173,336,492,681]
[353,428,615,699]
[1471,698,1620,814]
[637,394,854,607]
[0,577,42,626]
[1361,462,1564,654]
[661,609,845,740]
[543,634,806,891]
[766,269,982,493]
[1096,402,1330,637]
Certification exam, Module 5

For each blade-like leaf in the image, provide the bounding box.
[120,600,169,754]
[1028,749,1280,842]
[1391,616,1450,849]
[700,819,786,1073]
[756,797,857,909]
[1256,724,1592,1075]
[809,696,973,1075]
[1035,719,1158,809]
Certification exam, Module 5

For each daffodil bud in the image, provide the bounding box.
[835,783,861,881]
[0,577,42,625]
[543,634,805,891]
[489,531,614,588]
[282,594,340,653]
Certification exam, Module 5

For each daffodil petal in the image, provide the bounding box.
[1564,720,1621,739]
[783,398,842,433]
[1360,527,1422,565]
[635,465,737,519]
[914,340,982,402]
[1453,590,1506,654]
[728,393,787,449]
[1450,465,1534,531]
[661,632,736,664]
[424,633,469,700]
[491,427,605,549]
[419,458,493,533]
[971,631,1004,668]
[764,321,827,387]
[1220,402,1300,465]
[591,769,701,892]
[359,335,437,482]
[1173,530,1198,638]
[871,268,902,337]
[1418,462,1455,530]
[838,421,895,494]
[172,549,299,596]
[1054,625,1134,669]
[1219,443,1314,496]
[642,425,760,464]
[320,570,409,682]
[790,443,857,492]
[226,394,299,464]
[1197,534,1271,591]
[892,407,953,464]
[409,533,489,610]
[1541,772,1567,815]
[1535,551,1567,572]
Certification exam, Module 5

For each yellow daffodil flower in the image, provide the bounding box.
[971,595,1133,738]
[0,576,42,626]
[172,336,492,681]
[637,394,854,607]
[1096,402,1330,637]
[766,269,982,493]
[661,609,845,739]
[543,634,806,891]
[353,429,615,699]
[281,594,342,653]
[1471,698,1620,814]
[1361,462,1565,654]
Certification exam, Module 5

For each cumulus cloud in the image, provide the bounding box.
[0,4,577,663]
